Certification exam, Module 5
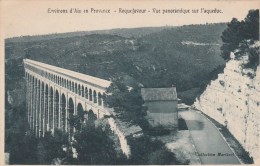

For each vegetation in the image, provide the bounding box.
[5,23,226,104]
[37,130,70,165]
[72,124,119,165]
[5,26,174,43]
[5,22,242,164]
[5,101,70,164]
[104,77,147,126]
[5,102,37,164]
[221,9,259,69]
[5,77,180,165]
[5,101,121,165]
[128,136,187,164]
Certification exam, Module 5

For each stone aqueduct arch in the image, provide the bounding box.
[24,59,112,137]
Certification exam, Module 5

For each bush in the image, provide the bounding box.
[148,147,183,165]
[145,125,171,136]
[128,136,184,164]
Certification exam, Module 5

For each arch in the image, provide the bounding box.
[85,87,88,99]
[72,82,74,92]
[35,79,40,136]
[87,109,97,128]
[61,94,66,132]
[32,75,35,83]
[98,92,102,106]
[77,103,84,131]
[78,84,81,96]
[69,81,71,91]
[93,90,97,103]
[55,90,59,129]
[68,98,74,136]
[31,76,35,130]
[62,78,64,87]
[32,77,37,133]
[103,92,107,107]
[77,103,84,119]
[75,83,78,94]
[81,85,84,97]
[29,74,32,84]
[36,79,41,136]
[49,87,54,132]
[40,82,44,136]
[89,89,93,101]
[26,73,30,126]
[44,84,49,133]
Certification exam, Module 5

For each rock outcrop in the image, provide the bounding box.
[194,52,260,162]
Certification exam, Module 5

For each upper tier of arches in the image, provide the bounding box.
[24,59,111,107]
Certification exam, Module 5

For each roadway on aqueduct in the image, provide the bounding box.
[179,109,241,164]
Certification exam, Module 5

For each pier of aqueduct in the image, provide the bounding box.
[24,59,112,137]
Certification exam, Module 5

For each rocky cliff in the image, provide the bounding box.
[194,49,260,162]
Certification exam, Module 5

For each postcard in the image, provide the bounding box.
[1,0,259,165]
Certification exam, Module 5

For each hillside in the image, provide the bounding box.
[5,26,175,43]
[5,23,226,104]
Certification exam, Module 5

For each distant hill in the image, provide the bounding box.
[5,23,227,104]
[5,26,175,43]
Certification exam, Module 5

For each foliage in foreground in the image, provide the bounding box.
[128,136,188,165]
[72,120,120,165]
[6,78,188,165]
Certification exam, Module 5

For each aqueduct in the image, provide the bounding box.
[24,59,112,137]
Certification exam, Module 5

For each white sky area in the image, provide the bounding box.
[1,0,259,38]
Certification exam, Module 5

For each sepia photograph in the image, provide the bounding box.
[1,0,259,165]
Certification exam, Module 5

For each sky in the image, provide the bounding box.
[1,0,259,38]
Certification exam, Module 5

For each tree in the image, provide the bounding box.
[148,147,183,165]
[221,18,243,60]
[128,136,184,165]
[128,136,164,164]
[37,130,69,164]
[9,131,38,164]
[72,123,118,164]
[221,9,259,64]
[5,102,39,164]
[104,77,147,126]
